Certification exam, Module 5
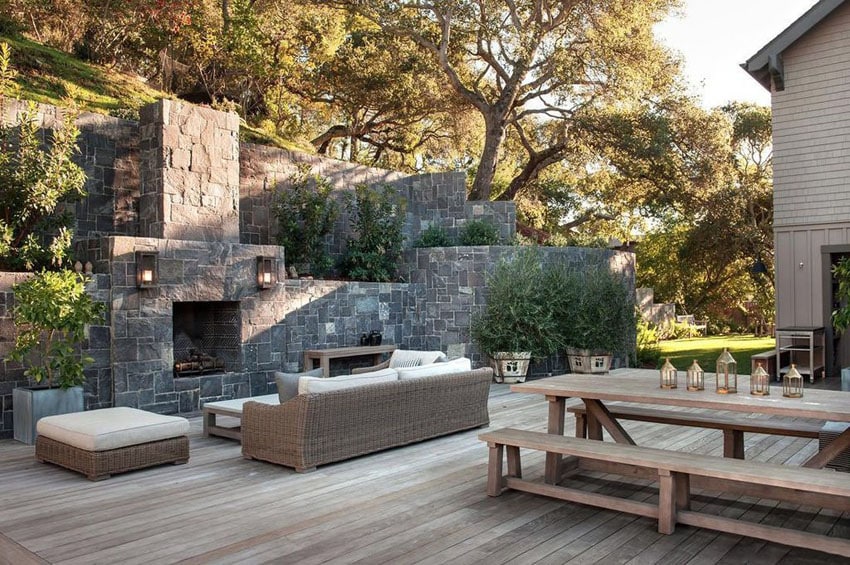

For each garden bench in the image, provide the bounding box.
[568,404,821,459]
[479,427,850,557]
[676,314,707,336]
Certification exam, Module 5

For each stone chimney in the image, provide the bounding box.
[139,100,240,242]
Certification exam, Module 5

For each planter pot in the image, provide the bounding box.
[13,386,84,445]
[490,352,532,383]
[566,347,612,374]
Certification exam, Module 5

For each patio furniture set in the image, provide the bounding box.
[480,369,850,557]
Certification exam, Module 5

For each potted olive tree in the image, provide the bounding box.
[10,269,105,444]
[471,249,560,382]
[560,267,634,374]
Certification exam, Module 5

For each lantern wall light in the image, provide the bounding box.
[257,256,277,289]
[135,251,158,288]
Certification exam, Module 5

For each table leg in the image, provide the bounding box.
[804,426,850,469]
[321,357,330,378]
[544,395,565,484]
[304,353,314,372]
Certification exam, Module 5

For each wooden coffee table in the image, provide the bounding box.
[202,394,279,442]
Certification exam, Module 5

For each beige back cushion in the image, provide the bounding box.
[396,357,472,380]
[298,368,398,394]
[388,350,448,368]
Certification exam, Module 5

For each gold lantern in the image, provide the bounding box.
[660,358,677,389]
[686,359,704,391]
[715,348,737,394]
[750,362,770,396]
[782,364,804,398]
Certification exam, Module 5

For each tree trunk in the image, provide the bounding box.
[469,118,505,201]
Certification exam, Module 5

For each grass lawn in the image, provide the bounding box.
[657,334,775,375]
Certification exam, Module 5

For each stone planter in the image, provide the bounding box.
[566,347,612,374]
[13,386,84,445]
[490,352,532,383]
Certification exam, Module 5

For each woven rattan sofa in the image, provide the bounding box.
[241,367,493,472]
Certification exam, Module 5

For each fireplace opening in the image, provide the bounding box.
[173,301,240,377]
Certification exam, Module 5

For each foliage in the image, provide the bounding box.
[341,184,405,282]
[9,269,105,388]
[0,43,87,271]
[657,335,775,376]
[414,224,453,248]
[831,256,850,335]
[458,219,501,246]
[272,167,339,277]
[562,268,635,354]
[470,248,561,358]
[636,318,661,368]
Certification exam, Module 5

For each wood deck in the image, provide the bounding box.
[1,383,848,564]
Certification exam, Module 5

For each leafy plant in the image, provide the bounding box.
[832,256,850,335]
[9,270,105,388]
[458,219,501,246]
[341,184,405,282]
[470,248,561,358]
[272,167,339,277]
[415,224,453,247]
[0,41,87,271]
[560,267,634,355]
[635,317,661,367]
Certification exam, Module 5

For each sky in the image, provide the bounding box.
[655,0,821,108]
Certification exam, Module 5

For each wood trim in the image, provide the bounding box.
[0,532,48,565]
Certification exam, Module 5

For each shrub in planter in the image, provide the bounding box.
[458,219,501,246]
[415,224,453,247]
[341,184,405,282]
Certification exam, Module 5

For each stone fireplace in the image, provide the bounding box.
[172,301,241,377]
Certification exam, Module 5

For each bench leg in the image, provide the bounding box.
[506,445,522,480]
[487,443,505,496]
[723,430,745,459]
[658,470,686,535]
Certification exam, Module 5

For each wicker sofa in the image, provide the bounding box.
[241,367,493,472]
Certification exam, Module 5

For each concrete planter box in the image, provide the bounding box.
[490,352,532,383]
[566,347,612,374]
[13,386,84,445]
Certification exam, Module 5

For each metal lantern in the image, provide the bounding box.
[660,358,677,389]
[686,359,704,391]
[715,348,738,394]
[256,256,277,289]
[783,364,804,398]
[750,362,771,396]
[135,251,158,288]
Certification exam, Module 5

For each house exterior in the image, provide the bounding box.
[743,0,850,375]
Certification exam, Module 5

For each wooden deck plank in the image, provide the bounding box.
[1,384,848,564]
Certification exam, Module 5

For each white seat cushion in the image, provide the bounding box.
[396,357,472,380]
[36,407,190,452]
[298,368,398,394]
[388,350,448,368]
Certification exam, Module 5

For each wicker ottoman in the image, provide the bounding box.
[35,407,190,481]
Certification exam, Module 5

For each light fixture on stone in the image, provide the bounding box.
[750,362,770,396]
[257,256,277,289]
[715,348,737,394]
[135,251,158,288]
[782,364,804,398]
[659,358,677,389]
[686,359,704,391]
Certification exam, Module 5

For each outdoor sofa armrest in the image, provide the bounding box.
[351,358,391,374]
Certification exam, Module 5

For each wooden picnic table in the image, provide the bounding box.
[511,368,850,483]
[303,344,397,377]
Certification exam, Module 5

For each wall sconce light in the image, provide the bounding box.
[135,251,158,288]
[257,256,277,289]
[751,257,768,275]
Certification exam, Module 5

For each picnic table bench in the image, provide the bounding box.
[567,403,821,459]
[480,427,850,557]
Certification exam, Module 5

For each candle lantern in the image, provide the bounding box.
[135,251,158,288]
[256,256,277,289]
[686,359,704,391]
[660,358,677,389]
[750,362,770,396]
[782,364,804,398]
[715,348,737,394]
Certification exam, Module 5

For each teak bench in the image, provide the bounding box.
[568,404,821,459]
[479,428,850,557]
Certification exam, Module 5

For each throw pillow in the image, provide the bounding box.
[387,350,448,368]
[298,368,398,395]
[396,357,472,380]
[275,368,324,403]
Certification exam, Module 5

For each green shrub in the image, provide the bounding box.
[636,317,661,367]
[272,167,339,277]
[459,219,501,245]
[415,224,453,247]
[341,184,405,282]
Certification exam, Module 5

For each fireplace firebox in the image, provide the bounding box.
[173,301,240,377]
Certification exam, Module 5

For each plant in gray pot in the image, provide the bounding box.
[9,270,105,444]
[559,267,634,374]
[471,249,560,383]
